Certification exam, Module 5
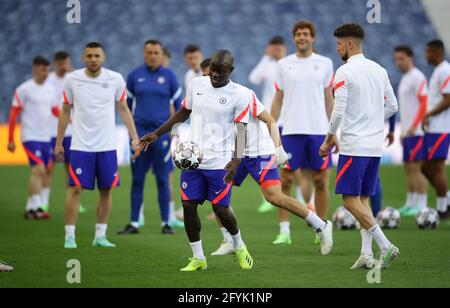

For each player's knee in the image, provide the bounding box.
[32,165,46,178]
[68,186,82,196]
[99,189,111,200]
[312,174,328,191]
[131,177,145,189]
[263,190,282,206]
[182,201,197,216]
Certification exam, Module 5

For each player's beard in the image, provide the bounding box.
[341,51,349,62]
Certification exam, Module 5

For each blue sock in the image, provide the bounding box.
[370,177,382,217]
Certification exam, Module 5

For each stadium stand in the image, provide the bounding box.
[0,0,439,122]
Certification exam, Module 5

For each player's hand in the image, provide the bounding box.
[54,144,65,162]
[422,114,431,133]
[406,127,416,137]
[275,146,290,166]
[131,139,142,160]
[332,138,340,154]
[223,158,241,184]
[319,136,337,158]
[140,132,159,152]
[7,142,16,153]
[385,132,395,147]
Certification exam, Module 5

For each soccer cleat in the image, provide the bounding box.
[404,207,420,217]
[318,220,333,256]
[398,205,412,216]
[273,233,292,245]
[117,224,139,235]
[92,237,116,248]
[257,200,275,213]
[35,208,50,219]
[438,208,450,220]
[64,237,77,249]
[24,210,36,220]
[211,241,235,256]
[41,203,49,212]
[350,254,377,270]
[378,245,400,269]
[314,233,320,245]
[169,219,185,229]
[235,246,254,270]
[162,224,176,235]
[0,260,13,272]
[180,258,208,272]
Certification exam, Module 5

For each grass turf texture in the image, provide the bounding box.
[0,165,449,288]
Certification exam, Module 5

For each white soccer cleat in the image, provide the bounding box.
[350,254,377,270]
[211,241,235,256]
[318,220,333,256]
[378,244,400,269]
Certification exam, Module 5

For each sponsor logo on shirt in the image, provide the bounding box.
[158,77,166,84]
[36,150,42,157]
[219,97,227,105]
[76,168,82,175]
[182,182,188,189]
[102,83,109,89]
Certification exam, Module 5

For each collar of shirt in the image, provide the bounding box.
[145,65,163,73]
[348,53,365,62]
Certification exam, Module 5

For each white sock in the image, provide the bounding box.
[406,192,416,207]
[360,229,373,255]
[416,194,427,209]
[130,222,139,229]
[305,211,326,231]
[30,194,41,211]
[190,241,205,260]
[220,227,233,243]
[26,197,33,211]
[95,224,107,239]
[169,201,176,222]
[437,197,447,213]
[231,231,245,250]
[447,191,450,204]
[41,187,51,206]
[369,225,392,252]
[65,225,76,240]
[295,187,305,203]
[279,221,291,235]
[139,203,145,221]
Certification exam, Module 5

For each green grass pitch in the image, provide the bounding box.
[0,165,449,288]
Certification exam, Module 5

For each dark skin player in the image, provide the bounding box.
[140,50,246,242]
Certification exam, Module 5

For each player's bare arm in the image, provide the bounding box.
[325,86,334,120]
[54,103,71,162]
[117,99,141,160]
[423,94,450,132]
[224,122,247,183]
[140,108,192,149]
[270,90,283,121]
[258,110,289,165]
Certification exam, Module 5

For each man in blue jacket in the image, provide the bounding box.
[118,40,183,235]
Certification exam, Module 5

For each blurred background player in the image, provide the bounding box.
[422,39,450,219]
[394,45,429,216]
[44,51,88,214]
[7,56,58,220]
[271,20,335,245]
[321,23,400,269]
[184,44,204,90]
[118,40,183,235]
[141,49,254,272]
[201,58,211,76]
[0,260,13,272]
[56,42,141,249]
[162,47,172,68]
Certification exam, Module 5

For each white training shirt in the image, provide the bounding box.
[398,67,428,136]
[63,68,127,152]
[329,54,398,157]
[183,76,251,170]
[12,79,56,143]
[249,55,286,125]
[275,53,334,135]
[46,72,72,137]
[428,60,450,133]
[245,91,276,157]
[184,69,203,90]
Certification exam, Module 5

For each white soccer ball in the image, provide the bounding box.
[416,207,440,230]
[332,207,360,230]
[172,141,203,170]
[376,207,401,229]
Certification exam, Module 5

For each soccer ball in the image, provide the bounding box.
[376,207,401,229]
[416,208,440,230]
[332,207,360,230]
[172,141,203,170]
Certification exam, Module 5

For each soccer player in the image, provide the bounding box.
[117,40,183,236]
[7,56,58,220]
[211,92,333,257]
[162,47,172,68]
[200,58,211,76]
[271,20,335,245]
[184,44,204,90]
[320,23,400,269]
[141,50,254,271]
[394,45,429,216]
[56,42,141,249]
[422,39,450,219]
